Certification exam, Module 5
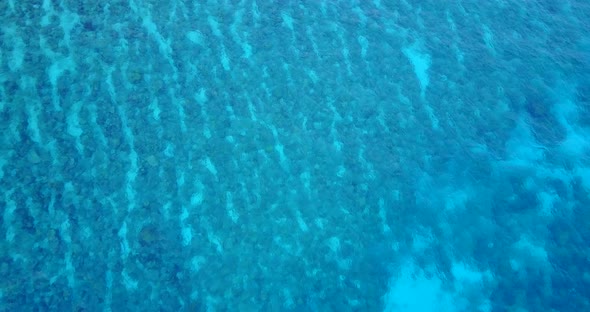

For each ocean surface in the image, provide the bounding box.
[1,1,589,311]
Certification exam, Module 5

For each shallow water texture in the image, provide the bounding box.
[1,1,590,311]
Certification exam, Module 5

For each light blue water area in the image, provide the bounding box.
[1,1,589,311]
[402,40,430,99]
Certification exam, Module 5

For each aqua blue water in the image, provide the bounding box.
[1,1,589,311]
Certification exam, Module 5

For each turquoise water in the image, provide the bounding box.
[1,1,589,311]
